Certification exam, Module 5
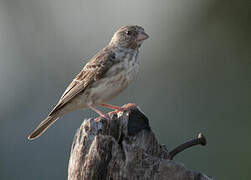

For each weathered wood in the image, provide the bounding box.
[68,105,212,180]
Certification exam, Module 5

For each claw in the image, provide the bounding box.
[122,103,136,110]
[107,110,118,116]
[94,113,111,123]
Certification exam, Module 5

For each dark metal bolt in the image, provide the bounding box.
[167,133,207,160]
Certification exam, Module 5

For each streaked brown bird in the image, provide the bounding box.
[28,25,149,140]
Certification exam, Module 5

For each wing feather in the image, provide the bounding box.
[48,48,116,116]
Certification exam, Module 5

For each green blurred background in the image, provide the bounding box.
[0,0,250,179]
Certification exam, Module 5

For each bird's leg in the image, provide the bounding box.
[101,103,137,111]
[89,105,110,122]
[101,103,123,111]
[101,103,137,117]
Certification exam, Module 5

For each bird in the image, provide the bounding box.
[28,25,149,140]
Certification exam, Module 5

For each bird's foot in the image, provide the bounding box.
[89,105,111,123]
[121,103,137,110]
[95,103,137,123]
[105,103,137,117]
[94,114,111,123]
[107,110,119,117]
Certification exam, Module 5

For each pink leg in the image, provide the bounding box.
[101,104,123,111]
[101,103,137,117]
[89,105,110,122]
[101,103,137,111]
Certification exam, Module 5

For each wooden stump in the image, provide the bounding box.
[68,105,212,180]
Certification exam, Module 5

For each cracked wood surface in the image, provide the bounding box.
[68,105,212,180]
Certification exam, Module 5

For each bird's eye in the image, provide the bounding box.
[126,30,133,36]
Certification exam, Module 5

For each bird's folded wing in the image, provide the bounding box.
[48,49,115,116]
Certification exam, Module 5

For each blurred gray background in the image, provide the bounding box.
[0,0,250,179]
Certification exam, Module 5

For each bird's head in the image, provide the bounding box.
[109,25,149,49]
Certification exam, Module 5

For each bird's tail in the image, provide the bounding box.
[28,116,59,140]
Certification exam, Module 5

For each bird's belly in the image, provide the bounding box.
[80,72,129,106]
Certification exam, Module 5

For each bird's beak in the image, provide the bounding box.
[137,31,149,41]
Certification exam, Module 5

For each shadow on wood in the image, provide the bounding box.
[68,105,212,180]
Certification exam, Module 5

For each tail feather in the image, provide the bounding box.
[28,116,59,140]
